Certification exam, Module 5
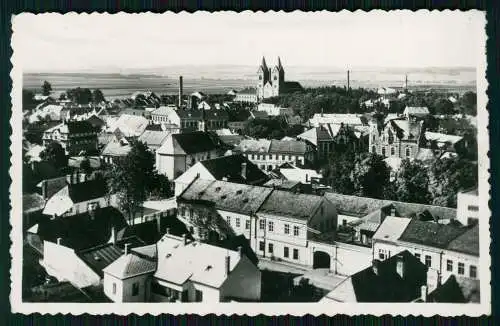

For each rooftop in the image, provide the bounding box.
[199,154,268,184]
[259,190,323,220]
[137,130,171,148]
[103,251,157,280]
[398,219,469,249]
[269,139,308,155]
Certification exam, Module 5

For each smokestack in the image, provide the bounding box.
[241,162,247,179]
[225,255,231,276]
[347,70,350,91]
[396,255,405,279]
[66,174,72,184]
[178,76,183,108]
[124,243,130,255]
[420,285,428,302]
[182,233,187,245]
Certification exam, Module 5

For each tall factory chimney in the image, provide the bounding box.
[178,76,183,108]
[404,74,408,92]
[347,70,350,91]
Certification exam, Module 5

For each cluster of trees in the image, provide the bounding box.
[243,118,304,139]
[322,148,477,208]
[389,91,477,116]
[105,140,172,219]
[62,87,105,104]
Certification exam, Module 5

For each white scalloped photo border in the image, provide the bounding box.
[9,10,491,316]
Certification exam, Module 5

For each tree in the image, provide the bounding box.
[40,142,67,169]
[22,89,35,108]
[392,159,432,204]
[106,140,156,219]
[429,157,478,207]
[42,81,52,96]
[92,89,105,103]
[433,98,455,115]
[322,149,356,195]
[460,91,477,116]
[67,87,93,104]
[149,173,172,199]
[352,153,390,199]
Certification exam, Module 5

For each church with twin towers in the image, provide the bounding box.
[256,56,302,101]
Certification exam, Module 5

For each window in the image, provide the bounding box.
[372,146,376,153]
[112,283,116,294]
[378,249,386,260]
[470,265,477,278]
[381,147,386,157]
[268,221,274,232]
[268,243,274,254]
[425,255,432,267]
[293,226,300,236]
[415,253,421,260]
[132,282,139,296]
[284,224,290,234]
[293,249,299,260]
[282,155,285,160]
[245,219,250,230]
[226,216,231,225]
[236,218,240,228]
[405,147,411,158]
[195,290,203,302]
[458,262,465,275]
[284,246,289,258]
[390,147,395,156]
[288,155,292,161]
[251,154,255,160]
[447,259,453,272]
[189,208,194,220]
[259,219,265,230]
[468,205,479,212]
[259,241,265,251]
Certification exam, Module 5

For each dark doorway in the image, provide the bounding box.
[313,251,331,269]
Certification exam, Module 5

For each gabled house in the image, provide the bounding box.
[156,131,224,180]
[320,250,427,302]
[137,130,171,151]
[109,114,149,138]
[103,233,261,302]
[42,120,99,155]
[101,130,132,164]
[174,154,269,196]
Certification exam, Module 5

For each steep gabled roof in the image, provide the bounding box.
[398,219,468,249]
[172,132,222,155]
[103,252,157,279]
[258,190,323,220]
[269,139,308,155]
[200,154,268,184]
[446,224,479,256]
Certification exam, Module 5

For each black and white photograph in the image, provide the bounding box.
[10,10,490,315]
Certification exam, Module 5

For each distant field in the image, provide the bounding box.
[23,68,476,99]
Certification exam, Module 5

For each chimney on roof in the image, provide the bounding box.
[66,174,72,184]
[124,243,130,255]
[72,172,78,184]
[372,259,380,276]
[56,237,62,245]
[109,226,116,245]
[420,285,428,302]
[178,76,183,108]
[182,233,187,245]
[225,255,231,276]
[241,162,247,180]
[396,255,405,279]
[390,207,396,217]
[237,246,243,258]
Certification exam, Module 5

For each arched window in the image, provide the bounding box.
[274,75,277,80]
[406,147,411,158]
[372,146,376,153]
[381,147,386,157]
[390,147,395,156]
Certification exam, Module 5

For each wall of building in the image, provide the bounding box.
[242,152,306,171]
[456,192,479,226]
[174,163,213,197]
[308,199,338,233]
[334,242,372,276]
[151,278,189,302]
[191,281,221,302]
[441,250,479,281]
[103,273,124,302]
[120,273,152,302]
[220,256,261,301]
[41,240,101,288]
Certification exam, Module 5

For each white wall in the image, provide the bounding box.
[120,273,152,302]
[456,192,479,226]
[221,210,253,239]
[103,273,124,303]
[41,240,101,288]
[441,250,479,281]
[191,282,221,302]
[242,153,305,171]
[220,256,261,301]
[175,163,214,197]
[334,242,372,276]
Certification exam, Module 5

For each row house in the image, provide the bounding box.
[151,106,229,133]
[234,139,315,171]
[176,179,338,267]
[42,120,99,155]
[372,216,480,291]
[156,131,225,180]
[103,233,261,302]
[306,113,365,128]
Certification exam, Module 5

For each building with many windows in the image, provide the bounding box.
[42,120,99,155]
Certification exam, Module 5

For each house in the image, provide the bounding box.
[234,139,315,171]
[298,123,363,161]
[456,188,479,226]
[403,106,430,119]
[324,192,457,246]
[150,105,180,126]
[174,154,269,196]
[234,88,258,103]
[156,131,224,180]
[137,130,171,151]
[42,174,116,218]
[173,109,229,133]
[101,130,132,164]
[420,131,465,155]
[421,274,480,303]
[306,113,364,128]
[320,250,427,302]
[103,233,262,302]
[109,114,149,138]
[42,120,99,155]
[372,217,480,290]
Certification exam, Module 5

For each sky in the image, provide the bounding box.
[13,10,485,72]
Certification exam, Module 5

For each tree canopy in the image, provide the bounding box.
[66,87,93,104]
[392,159,432,204]
[243,117,304,139]
[42,81,52,96]
[40,142,67,169]
[92,89,105,103]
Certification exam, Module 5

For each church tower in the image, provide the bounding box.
[257,57,270,100]
[271,56,285,97]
